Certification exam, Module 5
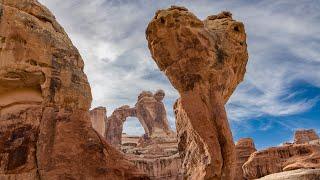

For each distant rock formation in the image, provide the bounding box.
[104,90,182,179]
[146,6,249,180]
[104,89,173,149]
[0,0,148,179]
[135,90,174,138]
[105,105,136,149]
[294,129,319,144]
[90,106,106,137]
[235,138,257,180]
[122,133,183,179]
[243,129,320,179]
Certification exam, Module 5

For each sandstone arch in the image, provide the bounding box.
[104,89,174,149]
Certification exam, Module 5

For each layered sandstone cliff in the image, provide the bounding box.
[294,129,319,144]
[122,133,183,180]
[235,138,256,180]
[146,6,248,180]
[0,0,148,179]
[243,129,320,179]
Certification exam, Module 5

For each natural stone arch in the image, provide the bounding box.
[105,89,174,149]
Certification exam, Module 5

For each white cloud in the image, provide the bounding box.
[38,0,320,134]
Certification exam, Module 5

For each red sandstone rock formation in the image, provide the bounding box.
[0,0,148,179]
[294,129,319,144]
[135,90,173,138]
[257,168,320,180]
[146,6,248,179]
[243,130,320,179]
[105,105,136,149]
[235,138,256,180]
[90,106,107,137]
[122,134,183,179]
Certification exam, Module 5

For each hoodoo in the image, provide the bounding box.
[146,6,249,180]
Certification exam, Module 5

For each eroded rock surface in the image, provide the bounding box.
[147,6,248,179]
[135,90,174,138]
[235,138,256,180]
[0,0,148,179]
[105,105,136,149]
[257,169,320,180]
[90,106,107,137]
[243,130,320,179]
[294,129,319,144]
[122,133,183,180]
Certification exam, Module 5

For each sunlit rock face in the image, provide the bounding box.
[257,169,320,180]
[294,129,319,144]
[235,138,256,180]
[146,6,248,180]
[0,0,148,179]
[243,129,320,179]
[90,106,107,137]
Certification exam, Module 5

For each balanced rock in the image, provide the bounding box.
[146,6,248,179]
[294,129,319,144]
[90,106,107,137]
[0,0,147,179]
[235,138,256,180]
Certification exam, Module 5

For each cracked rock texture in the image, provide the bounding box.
[0,0,148,179]
[147,6,248,180]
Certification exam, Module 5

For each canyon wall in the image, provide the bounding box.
[243,129,320,179]
[147,6,249,180]
[0,0,148,179]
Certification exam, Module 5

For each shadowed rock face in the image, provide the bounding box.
[0,0,148,179]
[146,6,248,180]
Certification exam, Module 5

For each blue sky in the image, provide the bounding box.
[39,0,320,149]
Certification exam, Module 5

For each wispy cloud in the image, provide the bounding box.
[39,0,320,135]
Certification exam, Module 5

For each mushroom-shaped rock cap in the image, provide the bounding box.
[146,6,248,102]
[154,89,165,101]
